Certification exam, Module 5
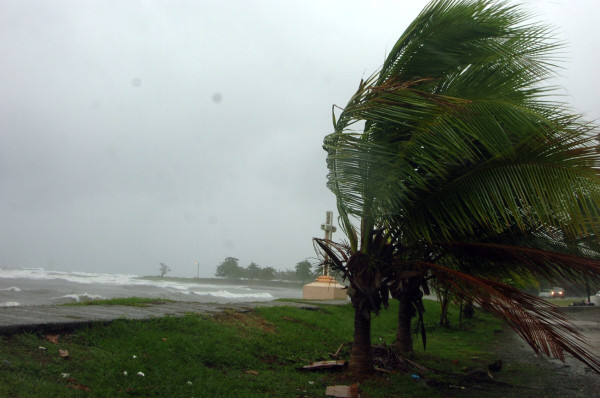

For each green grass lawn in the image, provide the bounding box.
[0,299,509,397]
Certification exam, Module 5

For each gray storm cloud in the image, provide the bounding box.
[1,0,598,277]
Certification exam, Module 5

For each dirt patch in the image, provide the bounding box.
[213,310,276,334]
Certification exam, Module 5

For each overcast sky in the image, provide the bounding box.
[1,0,599,278]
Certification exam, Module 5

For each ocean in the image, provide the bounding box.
[0,268,303,307]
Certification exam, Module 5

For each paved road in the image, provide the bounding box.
[0,300,348,334]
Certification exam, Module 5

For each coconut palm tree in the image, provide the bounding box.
[316,0,600,375]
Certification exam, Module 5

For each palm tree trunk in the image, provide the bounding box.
[463,299,474,319]
[348,304,374,375]
[439,290,450,328]
[394,294,413,353]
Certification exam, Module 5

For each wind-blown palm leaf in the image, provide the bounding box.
[320,0,600,375]
[439,241,600,283]
[420,262,600,373]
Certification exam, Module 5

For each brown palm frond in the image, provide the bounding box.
[418,261,600,374]
[313,238,351,276]
[439,241,600,284]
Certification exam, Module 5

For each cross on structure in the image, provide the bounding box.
[320,211,337,276]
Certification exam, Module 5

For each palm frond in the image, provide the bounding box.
[439,240,600,285]
[421,261,600,373]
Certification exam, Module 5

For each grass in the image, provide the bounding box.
[64,297,174,307]
[546,297,585,306]
[0,299,516,397]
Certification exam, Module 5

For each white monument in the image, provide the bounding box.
[302,211,347,300]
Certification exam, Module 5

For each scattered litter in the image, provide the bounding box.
[187,381,193,385]
[132,355,137,359]
[328,343,348,359]
[308,381,315,385]
[38,346,46,351]
[244,370,259,375]
[46,335,59,344]
[61,373,70,378]
[298,360,346,371]
[374,366,391,374]
[411,374,420,380]
[325,383,360,397]
[137,371,145,377]
[122,371,128,376]
[58,349,69,359]
[161,338,168,342]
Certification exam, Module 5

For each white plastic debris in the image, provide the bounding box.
[187,381,193,385]
[61,373,70,378]
[137,371,145,377]
[38,346,46,350]
[132,355,137,359]
[123,371,128,376]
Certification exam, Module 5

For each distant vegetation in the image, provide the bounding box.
[159,262,171,278]
[214,257,315,283]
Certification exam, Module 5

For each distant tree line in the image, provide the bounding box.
[214,257,315,283]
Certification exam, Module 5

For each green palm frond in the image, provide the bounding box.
[321,0,600,374]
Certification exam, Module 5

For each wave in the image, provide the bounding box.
[55,293,106,303]
[0,287,21,292]
[0,302,21,307]
[192,290,274,299]
[0,268,268,295]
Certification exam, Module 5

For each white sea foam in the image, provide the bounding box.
[0,267,300,304]
[57,293,106,303]
[3,268,205,289]
[0,302,21,307]
[192,290,274,299]
[0,287,21,292]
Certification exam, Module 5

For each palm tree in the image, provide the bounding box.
[316,0,600,375]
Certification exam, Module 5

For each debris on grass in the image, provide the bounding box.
[371,344,428,373]
[65,378,90,391]
[298,360,346,371]
[328,342,349,359]
[58,349,69,359]
[244,370,259,375]
[46,334,59,344]
[325,383,360,397]
[137,371,145,377]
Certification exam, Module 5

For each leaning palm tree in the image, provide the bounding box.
[316,0,600,376]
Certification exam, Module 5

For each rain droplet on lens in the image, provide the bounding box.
[212,93,222,103]
[131,78,142,88]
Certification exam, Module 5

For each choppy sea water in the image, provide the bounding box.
[0,268,303,307]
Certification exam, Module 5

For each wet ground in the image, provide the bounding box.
[483,307,600,398]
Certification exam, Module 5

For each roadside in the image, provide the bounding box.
[486,307,600,398]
